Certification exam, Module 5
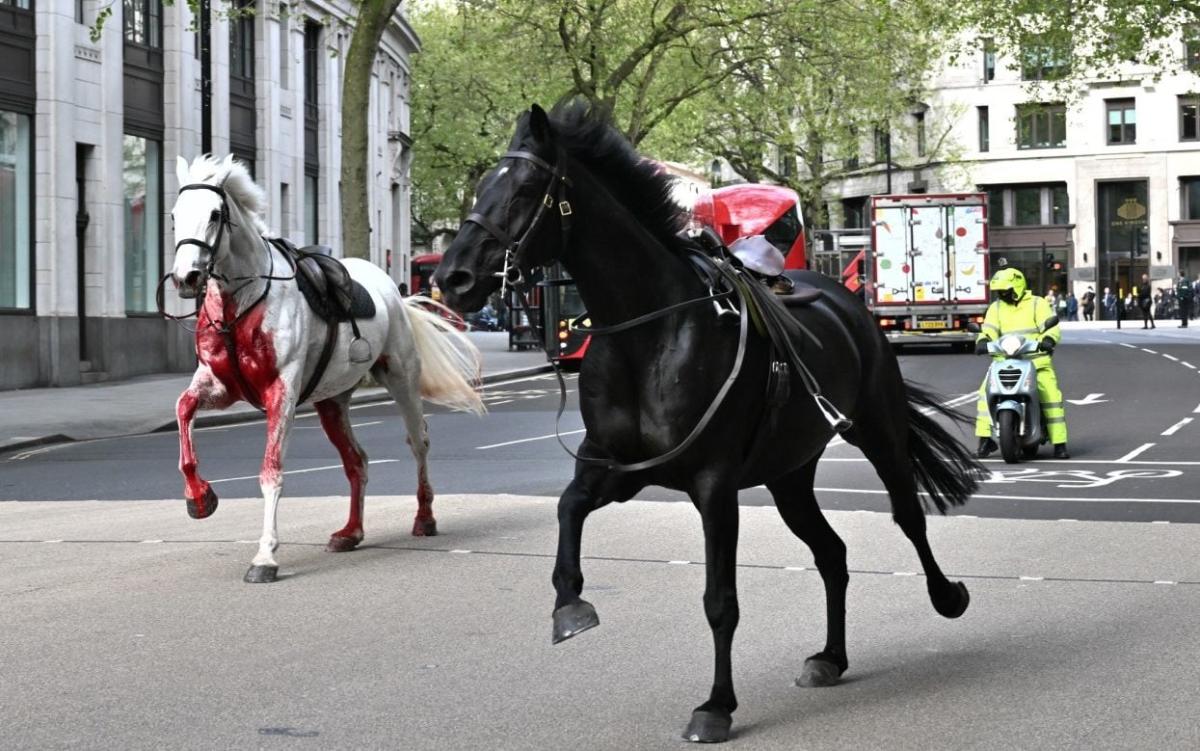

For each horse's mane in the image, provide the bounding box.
[184,154,270,235]
[534,101,688,251]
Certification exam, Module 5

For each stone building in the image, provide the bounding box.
[0,0,418,389]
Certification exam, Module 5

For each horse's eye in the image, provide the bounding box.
[210,209,221,223]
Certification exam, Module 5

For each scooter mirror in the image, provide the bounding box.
[1043,315,1059,329]
[966,322,981,334]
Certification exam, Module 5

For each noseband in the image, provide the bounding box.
[463,147,573,294]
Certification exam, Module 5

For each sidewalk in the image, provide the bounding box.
[0,331,550,455]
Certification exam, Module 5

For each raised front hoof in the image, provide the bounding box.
[325,535,361,553]
[551,600,599,644]
[185,486,219,519]
[411,517,438,537]
[932,580,970,619]
[682,710,732,744]
[796,655,846,688]
[243,565,279,584]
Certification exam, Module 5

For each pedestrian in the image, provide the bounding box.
[1116,289,1125,329]
[1102,286,1116,321]
[1066,292,1078,321]
[1082,287,1096,321]
[1137,273,1155,329]
[398,281,409,297]
[1193,275,1200,319]
[1176,272,1194,328]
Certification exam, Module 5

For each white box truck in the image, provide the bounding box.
[863,193,991,347]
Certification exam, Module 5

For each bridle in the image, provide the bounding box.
[462,146,573,296]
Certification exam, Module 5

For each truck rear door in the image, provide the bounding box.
[872,203,910,304]
[948,201,989,303]
[909,205,948,303]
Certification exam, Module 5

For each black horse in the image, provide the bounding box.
[435,103,982,743]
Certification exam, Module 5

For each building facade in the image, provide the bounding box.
[821,32,1200,304]
[0,0,418,389]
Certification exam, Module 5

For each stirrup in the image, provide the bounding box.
[815,394,852,433]
[712,297,740,320]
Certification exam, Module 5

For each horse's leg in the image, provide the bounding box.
[176,366,233,519]
[372,360,437,536]
[682,474,741,744]
[851,420,970,619]
[764,452,850,688]
[314,391,368,552]
[550,465,607,643]
[245,382,297,584]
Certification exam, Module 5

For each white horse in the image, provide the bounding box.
[169,154,484,583]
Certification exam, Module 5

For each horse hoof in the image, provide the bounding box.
[682,710,732,743]
[244,565,278,584]
[186,487,218,519]
[326,535,360,553]
[932,580,970,619]
[797,657,843,687]
[551,600,599,644]
[412,518,438,537]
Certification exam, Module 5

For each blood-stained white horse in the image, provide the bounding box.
[168,154,484,583]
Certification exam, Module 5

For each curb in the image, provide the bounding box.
[0,364,554,459]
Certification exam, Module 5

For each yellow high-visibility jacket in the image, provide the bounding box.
[976,292,1061,358]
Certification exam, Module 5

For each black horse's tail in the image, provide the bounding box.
[904,381,984,514]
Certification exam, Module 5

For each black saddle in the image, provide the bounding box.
[268,238,376,321]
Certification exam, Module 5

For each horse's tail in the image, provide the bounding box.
[904,381,982,514]
[402,298,486,415]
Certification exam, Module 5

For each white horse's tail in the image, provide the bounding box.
[402,298,486,415]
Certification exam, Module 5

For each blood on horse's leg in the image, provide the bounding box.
[176,369,230,520]
[315,395,368,552]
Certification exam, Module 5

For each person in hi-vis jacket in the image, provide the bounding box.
[974,267,1069,459]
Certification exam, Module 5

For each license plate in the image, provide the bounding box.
[917,320,947,330]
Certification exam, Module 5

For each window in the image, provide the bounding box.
[1186,25,1200,71]
[1182,177,1200,220]
[280,182,289,238]
[77,0,85,24]
[978,106,989,152]
[0,0,32,8]
[842,197,867,229]
[1052,185,1069,224]
[122,134,161,314]
[0,110,32,310]
[1014,187,1041,225]
[987,190,1004,226]
[305,173,318,244]
[1021,37,1069,81]
[982,37,996,82]
[278,2,289,90]
[123,0,161,48]
[914,112,926,157]
[230,0,255,80]
[873,125,889,164]
[1017,103,1066,149]
[1106,98,1136,145]
[1180,96,1199,141]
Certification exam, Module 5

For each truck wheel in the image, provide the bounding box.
[998,411,1020,464]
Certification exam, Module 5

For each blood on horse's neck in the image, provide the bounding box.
[557,168,696,327]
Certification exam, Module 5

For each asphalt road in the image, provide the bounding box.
[4,326,1200,749]
[3,326,1200,523]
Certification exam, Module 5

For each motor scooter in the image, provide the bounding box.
[968,320,1057,463]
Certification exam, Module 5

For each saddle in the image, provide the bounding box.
[687,227,822,306]
[268,238,376,321]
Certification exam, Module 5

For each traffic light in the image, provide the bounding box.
[1134,224,1149,256]
[1044,252,1062,272]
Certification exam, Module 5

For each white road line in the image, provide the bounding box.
[811,487,1200,504]
[1186,362,1198,370]
[475,429,586,450]
[489,400,514,406]
[1019,576,1044,581]
[1193,401,1200,414]
[1115,443,1155,463]
[1119,343,1138,349]
[1162,418,1193,436]
[1142,348,1159,354]
[42,539,63,544]
[209,458,399,484]
[1163,354,1180,362]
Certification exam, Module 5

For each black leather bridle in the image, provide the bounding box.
[462,147,573,295]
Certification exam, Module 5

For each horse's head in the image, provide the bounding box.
[435,104,569,312]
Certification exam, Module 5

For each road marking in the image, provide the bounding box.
[811,486,1200,504]
[1066,393,1108,405]
[1163,354,1180,362]
[140,539,163,544]
[1020,576,1044,581]
[489,400,514,406]
[1115,443,1155,463]
[785,566,807,571]
[1193,401,1200,414]
[210,458,400,484]
[1184,362,1196,369]
[42,539,63,544]
[476,429,586,450]
[1152,521,1171,525]
[449,549,472,554]
[1162,418,1192,436]
[668,560,691,565]
[1154,580,1177,585]
[1119,343,1138,349]
[1142,348,1159,354]
[892,571,918,576]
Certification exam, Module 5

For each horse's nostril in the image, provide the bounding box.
[444,270,475,295]
[183,270,202,288]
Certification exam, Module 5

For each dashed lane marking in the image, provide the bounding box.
[1184,362,1197,369]
[209,458,400,484]
[3,538,1195,587]
[1115,443,1156,463]
[1142,348,1159,354]
[1162,418,1193,437]
[1163,354,1180,362]
[476,429,586,450]
[810,486,1200,504]
[1120,343,1138,349]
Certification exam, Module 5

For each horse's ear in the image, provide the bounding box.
[176,155,190,187]
[529,104,553,144]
